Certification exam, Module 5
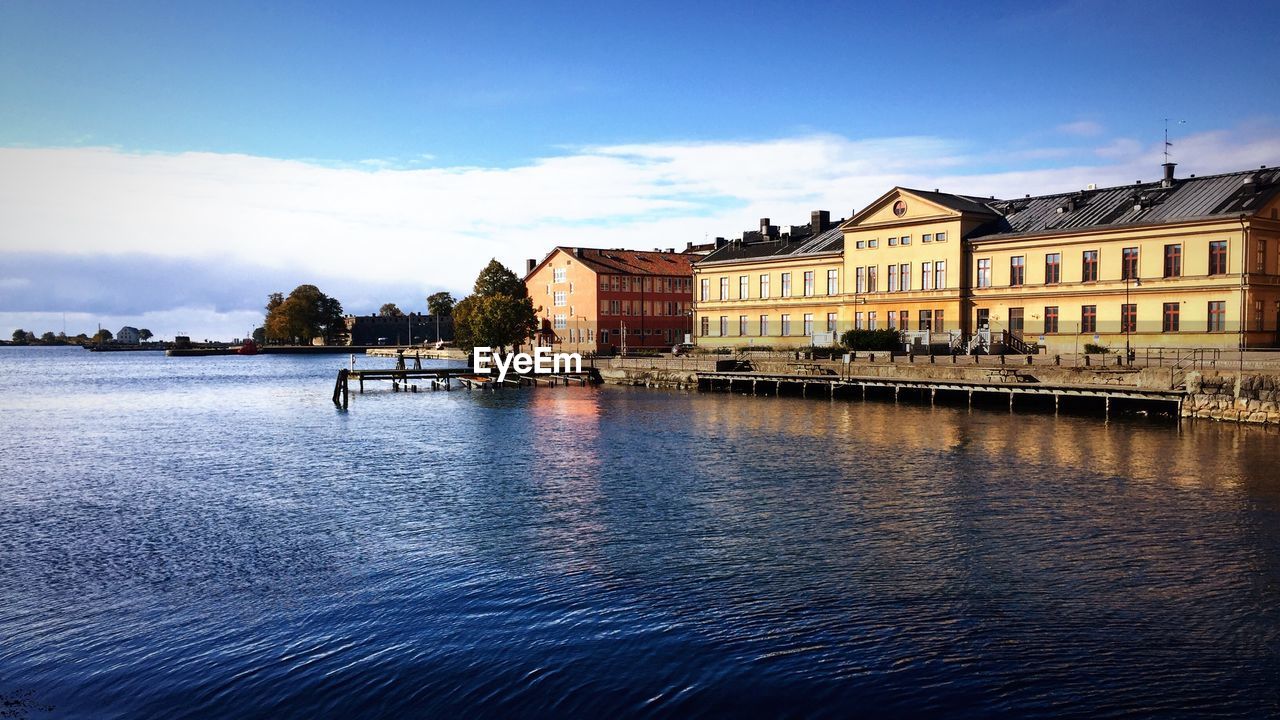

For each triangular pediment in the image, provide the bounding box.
[842,188,995,229]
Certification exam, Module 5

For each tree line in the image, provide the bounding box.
[9,328,152,345]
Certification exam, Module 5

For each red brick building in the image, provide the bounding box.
[524,247,698,354]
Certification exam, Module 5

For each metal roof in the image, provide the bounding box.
[695,222,845,266]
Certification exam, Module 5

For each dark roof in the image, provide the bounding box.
[545,247,696,277]
[898,188,1001,216]
[972,167,1280,241]
[695,218,846,266]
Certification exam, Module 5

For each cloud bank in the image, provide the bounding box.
[3,123,1279,339]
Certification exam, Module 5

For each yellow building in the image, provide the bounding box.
[693,163,1280,352]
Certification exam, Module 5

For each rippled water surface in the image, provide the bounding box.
[2,346,1279,718]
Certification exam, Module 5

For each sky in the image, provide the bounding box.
[3,0,1280,340]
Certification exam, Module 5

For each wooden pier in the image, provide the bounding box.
[331,367,596,408]
[695,370,1185,420]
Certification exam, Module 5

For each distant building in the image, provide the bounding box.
[524,247,696,355]
[116,326,140,344]
[344,313,453,346]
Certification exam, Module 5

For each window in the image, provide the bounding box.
[719,316,728,337]
[898,310,909,331]
[719,277,729,300]
[1255,301,1264,331]
[887,311,897,329]
[1044,306,1059,334]
[803,313,813,335]
[900,263,910,292]
[922,261,933,290]
[1045,253,1061,284]
[827,269,839,295]
[934,261,946,290]
[760,274,770,299]
[1122,247,1139,280]
[1082,305,1097,334]
[867,265,878,292]
[935,232,947,242]
[918,309,933,332]
[1121,303,1136,333]
[934,309,943,330]
[1257,240,1266,272]
[553,314,567,329]
[699,316,709,336]
[900,235,911,245]
[1008,307,1024,336]
[553,267,566,283]
[781,272,792,297]
[856,267,866,293]
[1010,256,1025,286]
[1208,300,1226,331]
[922,233,933,243]
[760,315,769,336]
[600,274,609,290]
[739,275,749,299]
[781,314,792,335]
[855,312,864,330]
[827,312,837,332]
[739,315,748,336]
[1163,244,1182,278]
[803,271,815,297]
[1209,241,1228,275]
[699,279,709,302]
[888,237,898,247]
[868,311,877,329]
[1082,250,1098,282]
[868,239,878,248]
[855,240,865,249]
[888,264,898,292]
[553,291,567,307]
[1162,302,1180,332]
[977,258,992,288]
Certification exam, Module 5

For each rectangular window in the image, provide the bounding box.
[739,275,749,299]
[827,312,837,332]
[828,269,839,295]
[553,291,567,307]
[918,309,933,332]
[934,261,946,290]
[599,274,609,290]
[1162,302,1179,332]
[781,314,792,335]
[888,237,898,247]
[1163,244,1182,278]
[1082,250,1099,282]
[935,232,947,242]
[900,235,911,245]
[868,311,877,329]
[803,313,813,335]
[899,310,910,331]
[922,262,933,290]
[1122,247,1139,280]
[888,264,898,292]
[1082,305,1097,334]
[719,316,728,337]
[553,314,566,329]
[934,309,944,331]
[719,277,729,300]
[977,258,992,288]
[1010,256,1025,286]
[760,315,769,336]
[739,315,748,336]
[867,265,878,292]
[699,278,709,302]
[922,233,933,243]
[699,316,709,336]
[1208,300,1226,331]
[1209,240,1228,275]
[1044,306,1059,334]
[1121,303,1136,333]
[855,312,864,331]
[759,274,770,299]
[856,267,866,294]
[900,263,910,292]
[1257,240,1266,272]
[781,272,792,297]
[553,267,566,283]
[1008,307,1024,336]
[1045,253,1061,284]
[803,271,814,297]
[855,240,865,249]
[1255,300,1264,331]
[887,310,897,329]
[868,239,878,248]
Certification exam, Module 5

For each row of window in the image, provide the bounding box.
[556,325,680,344]
[700,312,839,337]
[976,242,1232,288]
[700,269,840,301]
[597,275,691,294]
[602,300,690,317]
[981,301,1231,334]
[855,261,948,293]
[853,232,948,250]
[852,310,947,332]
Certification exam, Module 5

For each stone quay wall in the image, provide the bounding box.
[1183,372,1280,424]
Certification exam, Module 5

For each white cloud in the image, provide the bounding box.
[2,123,1279,339]
[1056,120,1106,137]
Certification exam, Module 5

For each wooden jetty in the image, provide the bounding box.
[331,367,596,408]
[695,370,1185,419]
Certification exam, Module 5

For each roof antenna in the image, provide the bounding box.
[1164,118,1186,163]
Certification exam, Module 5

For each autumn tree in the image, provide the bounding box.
[452,260,537,354]
[92,328,113,344]
[264,285,346,344]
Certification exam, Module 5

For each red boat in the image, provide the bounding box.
[237,339,259,355]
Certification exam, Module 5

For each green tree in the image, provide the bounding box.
[264,285,346,344]
[11,329,28,344]
[40,331,56,344]
[427,291,456,318]
[139,329,153,342]
[92,328,114,344]
[379,303,404,317]
[452,260,537,354]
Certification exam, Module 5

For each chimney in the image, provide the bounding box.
[1162,162,1177,188]
[715,237,727,249]
[811,210,830,233]
[686,241,693,251]
[526,258,536,275]
[574,248,583,258]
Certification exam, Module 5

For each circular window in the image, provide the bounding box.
[893,200,907,217]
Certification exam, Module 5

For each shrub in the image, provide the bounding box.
[1083,342,1110,354]
[840,328,902,351]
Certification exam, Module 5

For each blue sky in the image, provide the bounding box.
[2,0,1280,338]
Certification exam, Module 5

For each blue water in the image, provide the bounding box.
[1,346,1278,718]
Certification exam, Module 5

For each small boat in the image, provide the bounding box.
[237,339,259,355]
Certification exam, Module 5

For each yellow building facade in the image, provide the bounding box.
[693,164,1280,352]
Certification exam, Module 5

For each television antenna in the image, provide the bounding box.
[1164,118,1186,163]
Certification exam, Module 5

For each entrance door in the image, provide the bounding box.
[1008,307,1025,338]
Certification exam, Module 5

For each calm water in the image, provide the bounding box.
[1,346,1279,719]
